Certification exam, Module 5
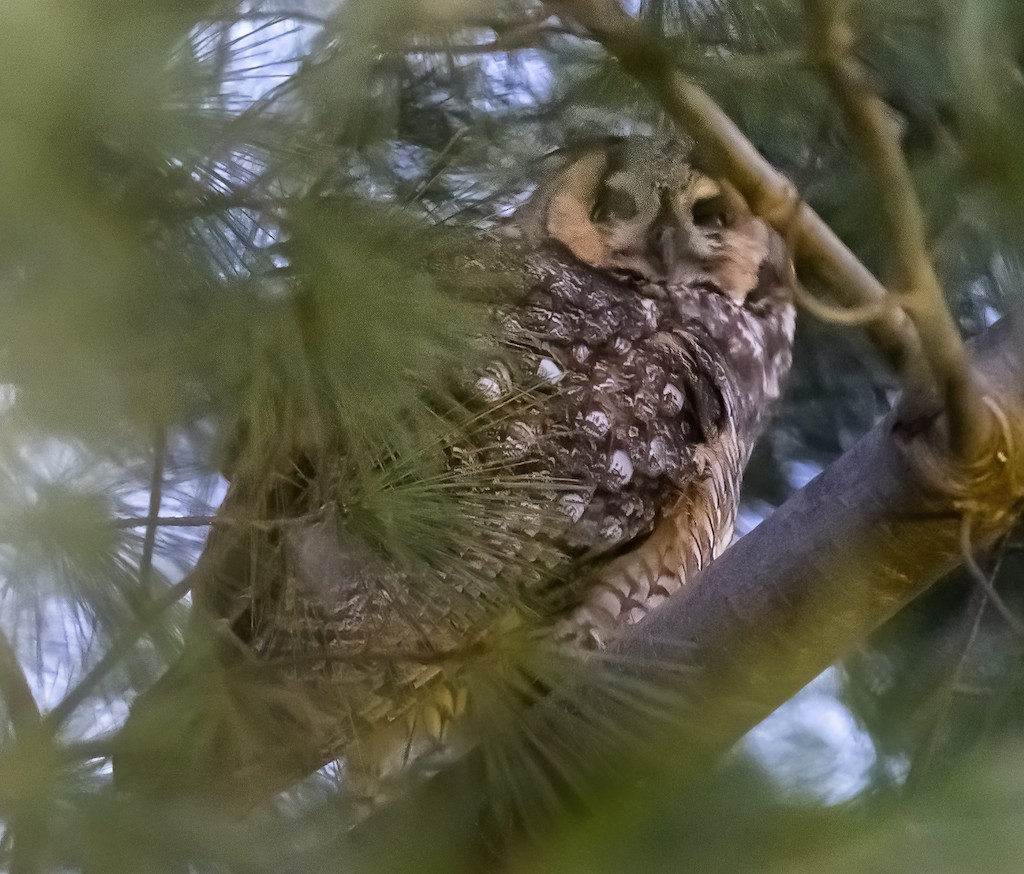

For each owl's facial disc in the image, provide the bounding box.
[540,144,786,306]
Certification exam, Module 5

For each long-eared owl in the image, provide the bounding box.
[116,136,796,800]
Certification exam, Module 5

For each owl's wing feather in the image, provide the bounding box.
[116,139,796,806]
[558,430,744,647]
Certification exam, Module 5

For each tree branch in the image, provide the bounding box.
[609,316,1024,724]
[546,0,995,459]
[804,0,989,459]
[401,22,573,55]
[352,314,1024,867]
[111,515,215,529]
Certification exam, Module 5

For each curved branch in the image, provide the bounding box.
[804,0,989,458]
[546,0,994,458]
[792,278,897,326]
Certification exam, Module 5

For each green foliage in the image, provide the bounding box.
[0,0,1023,871]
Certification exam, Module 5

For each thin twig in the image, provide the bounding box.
[960,515,1024,639]
[792,278,896,326]
[47,476,290,730]
[402,23,573,55]
[215,11,329,28]
[804,0,989,459]
[138,425,166,595]
[110,511,323,530]
[906,579,990,788]
[112,515,216,529]
[410,128,468,204]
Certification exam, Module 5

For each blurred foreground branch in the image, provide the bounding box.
[0,631,39,740]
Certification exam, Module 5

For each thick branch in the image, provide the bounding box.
[611,317,1024,726]
[353,314,1024,867]
[804,0,987,458]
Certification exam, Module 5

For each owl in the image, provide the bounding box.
[115,136,795,804]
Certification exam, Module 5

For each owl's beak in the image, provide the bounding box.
[648,190,689,278]
[653,224,683,276]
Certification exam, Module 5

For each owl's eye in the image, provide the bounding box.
[591,187,639,223]
[691,195,732,228]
